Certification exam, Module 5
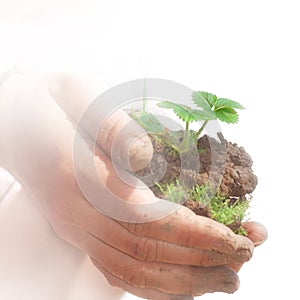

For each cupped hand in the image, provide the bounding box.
[228,221,267,273]
[0,73,267,300]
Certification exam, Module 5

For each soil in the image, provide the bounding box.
[135,131,257,232]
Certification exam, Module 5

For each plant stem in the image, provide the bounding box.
[185,121,189,131]
[142,77,147,111]
[195,120,208,139]
[180,121,190,150]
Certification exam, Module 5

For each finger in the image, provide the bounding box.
[88,219,251,267]
[72,136,253,265]
[56,175,252,268]
[69,125,253,265]
[48,73,153,171]
[227,262,243,273]
[56,220,240,295]
[227,222,268,272]
[91,258,194,300]
[242,221,268,247]
[120,205,254,263]
[98,109,153,171]
[83,232,240,295]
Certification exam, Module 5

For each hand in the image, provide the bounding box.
[228,221,267,273]
[0,73,267,300]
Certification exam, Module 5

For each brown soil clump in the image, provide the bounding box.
[135,133,257,199]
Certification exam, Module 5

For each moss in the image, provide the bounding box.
[155,182,250,235]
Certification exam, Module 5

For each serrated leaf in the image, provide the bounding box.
[214,107,239,124]
[188,109,216,121]
[158,101,198,122]
[157,101,182,110]
[158,101,215,122]
[215,98,245,110]
[193,91,218,108]
[138,112,164,133]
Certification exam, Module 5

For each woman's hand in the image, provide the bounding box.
[0,73,267,300]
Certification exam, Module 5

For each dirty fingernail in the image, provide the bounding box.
[213,267,240,294]
[223,276,240,294]
[126,134,153,171]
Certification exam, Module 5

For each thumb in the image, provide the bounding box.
[228,221,268,272]
[48,72,153,171]
[242,221,268,247]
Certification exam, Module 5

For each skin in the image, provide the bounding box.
[0,73,267,300]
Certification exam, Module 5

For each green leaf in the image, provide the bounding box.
[193,91,218,108]
[215,98,245,110]
[158,101,214,122]
[137,112,164,133]
[214,107,239,124]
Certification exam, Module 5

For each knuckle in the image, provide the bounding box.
[127,222,151,237]
[197,251,223,267]
[121,263,150,289]
[134,237,158,261]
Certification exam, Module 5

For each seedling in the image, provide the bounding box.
[158,91,245,141]
[155,181,250,235]
[133,91,256,235]
[155,181,186,204]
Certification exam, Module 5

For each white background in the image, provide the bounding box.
[1,0,299,299]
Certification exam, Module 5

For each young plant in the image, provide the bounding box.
[158,91,245,141]
[209,194,249,235]
[131,110,164,134]
[130,110,180,153]
[157,101,214,150]
[192,91,245,138]
[157,182,250,235]
[188,184,212,206]
[132,90,253,236]
[155,181,186,204]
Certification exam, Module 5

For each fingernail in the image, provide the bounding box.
[222,272,240,294]
[253,231,268,246]
[212,267,240,294]
[243,222,268,246]
[223,276,240,294]
[126,134,153,171]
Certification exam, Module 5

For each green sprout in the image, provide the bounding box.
[131,110,164,134]
[155,182,249,235]
[132,91,244,152]
[155,181,186,203]
[192,91,245,138]
[130,90,250,235]
[188,184,249,233]
[188,184,212,206]
[130,109,180,153]
[210,196,249,225]
[158,91,245,141]
[142,77,147,112]
[157,100,214,149]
